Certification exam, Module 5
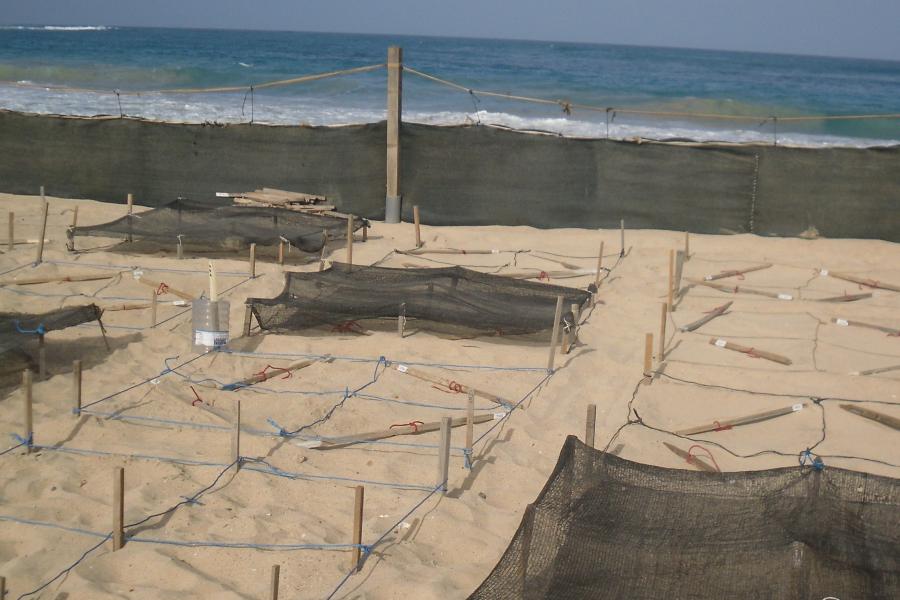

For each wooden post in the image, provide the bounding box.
[72,359,82,416]
[684,231,690,260]
[37,334,46,380]
[585,404,597,448]
[277,239,285,265]
[593,240,604,288]
[34,195,49,265]
[643,333,653,379]
[413,205,422,248]
[249,243,257,278]
[346,215,354,270]
[67,206,79,252]
[351,485,364,571]
[150,289,158,327]
[547,295,564,371]
[667,249,675,311]
[565,302,580,354]
[619,219,625,258]
[208,260,218,302]
[385,46,402,223]
[270,564,281,600]
[7,211,12,252]
[658,303,668,362]
[23,370,33,452]
[438,416,452,492]
[0,575,5,600]
[71,205,79,229]
[231,399,241,469]
[242,305,252,337]
[112,467,124,550]
[125,193,134,243]
[465,389,475,459]
[176,236,184,260]
[398,302,406,338]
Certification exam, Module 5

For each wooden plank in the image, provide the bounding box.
[840,404,900,431]
[395,364,510,407]
[831,317,900,337]
[662,442,717,472]
[676,403,806,436]
[686,278,792,300]
[709,337,792,365]
[828,271,900,293]
[703,263,772,281]
[302,413,494,449]
[679,301,732,332]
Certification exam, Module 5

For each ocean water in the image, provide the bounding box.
[1,26,899,147]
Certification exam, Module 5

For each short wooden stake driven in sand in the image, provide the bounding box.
[112,466,125,550]
[346,215,354,271]
[667,250,675,310]
[676,403,806,436]
[242,305,253,337]
[687,278,792,301]
[565,302,580,354]
[547,295,564,371]
[125,193,134,243]
[176,235,184,260]
[684,231,690,260]
[413,205,422,248]
[593,240,604,289]
[34,193,49,265]
[831,317,900,337]
[231,399,241,469]
[585,404,597,448]
[643,333,653,379]
[269,564,281,600]
[398,302,406,338]
[1,575,5,600]
[249,243,256,278]
[351,485,365,571]
[438,416,452,493]
[658,303,668,361]
[674,250,685,298]
[840,404,900,432]
[704,263,772,281]
[395,364,509,406]
[277,238,285,265]
[619,219,626,257]
[150,289,158,327]
[680,301,732,333]
[23,370,33,452]
[709,338,792,365]
[37,334,46,380]
[73,359,82,416]
[7,211,12,252]
[826,270,900,293]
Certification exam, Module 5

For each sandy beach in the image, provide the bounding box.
[1,191,898,599]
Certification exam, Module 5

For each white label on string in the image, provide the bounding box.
[819,269,829,276]
[172,300,187,306]
[132,270,143,279]
[494,413,505,420]
[150,378,160,385]
[777,293,793,300]
[835,318,849,326]
[396,364,408,373]
[714,339,727,348]
[491,249,500,254]
[792,403,803,412]
[703,275,714,281]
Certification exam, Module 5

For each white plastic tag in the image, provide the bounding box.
[491,249,500,254]
[835,318,849,327]
[792,403,803,412]
[777,293,793,300]
[150,378,160,385]
[819,269,829,277]
[172,300,187,306]
[714,339,727,348]
[396,364,408,373]
[494,413,505,420]
[703,275,714,281]
[132,270,143,279]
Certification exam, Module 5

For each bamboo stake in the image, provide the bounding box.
[815,292,872,303]
[687,278,793,300]
[585,404,596,448]
[351,486,364,571]
[346,215,354,271]
[394,363,510,406]
[548,295,564,371]
[150,289,158,327]
[840,404,900,431]
[466,390,475,457]
[438,416,451,493]
[676,403,806,436]
[593,240,604,288]
[831,317,900,337]
[135,275,195,301]
[828,271,900,293]
[662,442,718,472]
[231,399,241,469]
[270,565,281,600]
[34,195,49,265]
[679,301,733,332]
[300,413,495,449]
[852,364,900,376]
[704,263,772,281]
[0,272,119,286]
[658,303,668,361]
[112,467,124,550]
[684,231,690,260]
[643,333,653,378]
[7,211,12,252]
[709,338,792,365]
[222,357,328,390]
[667,250,674,310]
[249,243,256,279]
[619,219,625,258]
[23,370,33,452]
[413,205,422,248]
[73,359,82,416]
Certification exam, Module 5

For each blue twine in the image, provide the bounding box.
[46,258,251,277]
[13,320,45,335]
[12,432,32,448]
[472,371,554,448]
[800,449,825,471]
[80,353,207,410]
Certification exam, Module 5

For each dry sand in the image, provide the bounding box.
[0,192,898,599]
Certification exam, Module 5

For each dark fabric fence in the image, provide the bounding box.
[1,111,897,240]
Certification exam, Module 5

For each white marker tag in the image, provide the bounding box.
[150,378,160,385]
[819,269,829,276]
[132,270,143,279]
[703,275,714,281]
[777,293,793,300]
[493,412,505,420]
[396,364,408,373]
[714,339,727,348]
[792,403,804,412]
[172,300,187,306]
[836,318,849,327]
[491,249,500,254]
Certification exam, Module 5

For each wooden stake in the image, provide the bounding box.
[643,333,653,379]
[71,205,79,230]
[177,236,184,260]
[23,370,33,452]
[270,565,281,600]
[37,334,46,380]
[7,211,12,252]
[346,215,354,270]
[208,260,218,301]
[126,193,134,243]
[302,413,493,449]
[231,399,241,469]
[658,303,667,361]
[1,575,5,600]
[593,240,604,289]
[112,466,125,550]
[413,205,422,248]
[674,250,685,300]
[0,272,119,286]
[619,219,625,258]
[135,276,195,301]
[853,364,900,377]
[662,442,718,472]
[72,359,82,416]
[831,317,900,337]
[438,416,451,492]
[684,231,690,260]
[547,295,564,371]
[704,263,772,282]
[242,305,252,337]
[351,486,365,571]
[840,404,900,431]
[816,292,872,303]
[667,249,675,311]
[34,197,49,265]
[277,239,285,265]
[398,302,406,338]
[687,278,792,301]
[249,243,256,278]
[150,289,158,327]
[709,338,792,365]
[585,404,597,448]
[676,403,805,436]
[565,302,580,354]
[466,390,475,457]
[386,46,402,221]
[827,271,900,293]
[679,301,732,332]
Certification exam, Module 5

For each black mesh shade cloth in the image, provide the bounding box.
[0,304,103,354]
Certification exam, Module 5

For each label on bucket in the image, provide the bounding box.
[194,329,228,348]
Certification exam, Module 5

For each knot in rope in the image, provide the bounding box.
[14,320,46,335]
[390,420,425,433]
[12,432,33,447]
[800,449,825,471]
[687,444,722,472]
[360,544,373,556]
[155,282,169,296]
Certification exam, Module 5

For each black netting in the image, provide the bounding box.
[470,436,900,599]
[0,304,103,354]
[72,197,364,254]
[247,263,592,336]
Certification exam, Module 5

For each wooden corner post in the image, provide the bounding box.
[73,359,82,416]
[586,404,597,448]
[438,416,452,492]
[113,466,125,550]
[385,46,402,223]
[270,564,281,600]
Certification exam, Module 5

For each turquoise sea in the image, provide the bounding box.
[1,26,899,146]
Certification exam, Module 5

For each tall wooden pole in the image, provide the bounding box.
[73,359,82,416]
[23,370,33,452]
[547,295,564,371]
[112,467,125,550]
[34,191,49,265]
[351,486,364,571]
[438,416,452,492]
[385,46,402,223]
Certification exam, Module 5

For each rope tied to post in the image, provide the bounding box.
[13,320,46,335]
[800,448,825,471]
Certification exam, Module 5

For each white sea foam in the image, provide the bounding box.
[0,25,112,31]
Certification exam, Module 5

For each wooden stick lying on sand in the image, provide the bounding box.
[679,301,732,332]
[840,404,900,431]
[827,271,900,293]
[299,413,498,449]
[0,272,120,286]
[709,338,793,365]
[703,263,772,281]
[686,278,793,300]
[0,238,51,246]
[662,442,718,472]
[398,247,515,256]
[814,292,872,303]
[495,268,596,280]
[135,274,196,301]
[831,317,900,336]
[676,403,806,436]
[394,364,511,407]
[221,356,332,390]
[852,364,900,376]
